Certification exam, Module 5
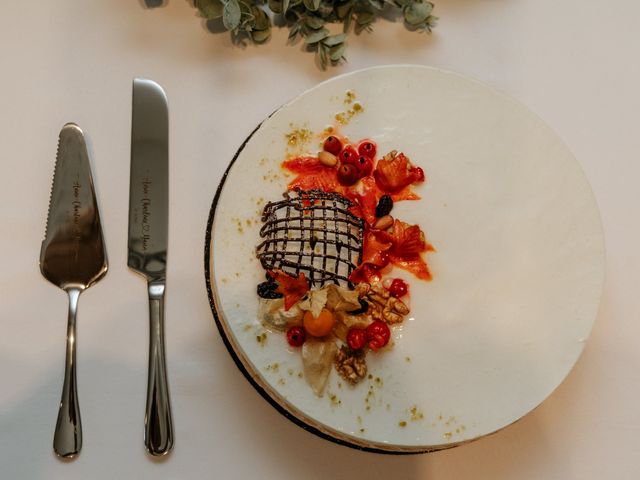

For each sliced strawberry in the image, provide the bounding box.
[373,152,425,193]
[346,177,380,225]
[360,231,392,268]
[389,220,427,256]
[390,256,432,280]
[282,157,341,192]
[282,156,322,173]
[387,220,434,280]
[349,263,383,284]
[349,230,392,283]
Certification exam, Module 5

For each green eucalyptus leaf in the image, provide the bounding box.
[187,0,436,69]
[305,27,329,44]
[238,0,255,28]
[252,6,270,30]
[196,0,224,19]
[223,0,242,30]
[354,21,371,34]
[318,44,328,69]
[317,1,333,16]
[343,12,353,32]
[304,15,325,30]
[303,0,321,11]
[268,0,283,14]
[404,0,433,26]
[329,43,346,62]
[356,10,375,25]
[251,27,272,42]
[336,1,354,19]
[322,33,346,47]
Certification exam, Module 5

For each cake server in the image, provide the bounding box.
[40,123,108,458]
[128,78,174,456]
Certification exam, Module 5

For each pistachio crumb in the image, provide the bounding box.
[409,406,424,421]
[345,90,356,104]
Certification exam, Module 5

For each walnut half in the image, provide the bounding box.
[335,346,368,385]
[366,283,410,324]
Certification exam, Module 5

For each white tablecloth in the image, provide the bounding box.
[1,1,638,478]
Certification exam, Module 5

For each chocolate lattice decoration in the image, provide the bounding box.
[256,189,364,287]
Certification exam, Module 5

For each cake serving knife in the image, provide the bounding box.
[128,78,174,456]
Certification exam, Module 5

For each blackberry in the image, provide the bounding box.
[257,281,283,299]
[375,195,393,218]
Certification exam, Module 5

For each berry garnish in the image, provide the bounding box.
[323,136,343,156]
[339,145,358,165]
[303,308,336,337]
[257,281,283,299]
[388,278,408,298]
[337,163,360,186]
[366,320,390,351]
[357,140,377,159]
[286,326,306,347]
[375,195,393,218]
[355,155,373,177]
[347,328,367,350]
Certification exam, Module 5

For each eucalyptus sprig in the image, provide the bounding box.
[193,0,437,68]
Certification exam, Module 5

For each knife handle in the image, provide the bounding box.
[145,281,174,456]
[53,287,83,458]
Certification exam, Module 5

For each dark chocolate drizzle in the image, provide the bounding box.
[256,189,364,287]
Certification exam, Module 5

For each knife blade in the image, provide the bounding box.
[40,123,108,458]
[128,78,174,456]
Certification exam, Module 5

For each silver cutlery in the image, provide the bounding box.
[128,78,174,456]
[40,123,108,458]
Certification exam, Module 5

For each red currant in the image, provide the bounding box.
[346,328,367,350]
[355,155,373,177]
[286,326,306,347]
[337,163,359,186]
[357,140,377,159]
[388,278,408,298]
[366,320,390,351]
[323,136,343,156]
[339,145,358,165]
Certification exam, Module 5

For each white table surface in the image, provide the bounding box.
[1,1,638,478]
